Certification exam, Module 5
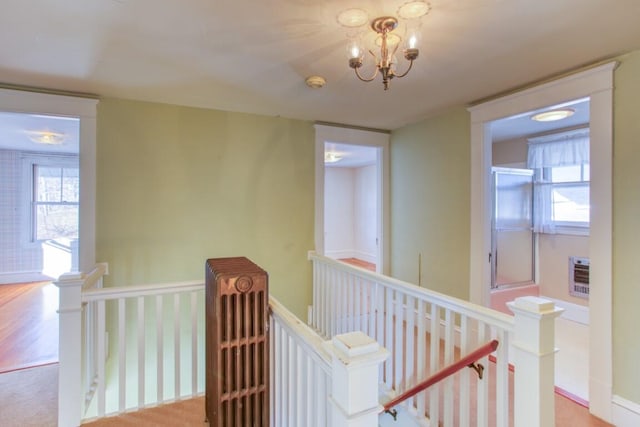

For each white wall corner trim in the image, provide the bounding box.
[613,395,640,427]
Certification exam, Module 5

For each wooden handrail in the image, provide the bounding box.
[381,339,499,415]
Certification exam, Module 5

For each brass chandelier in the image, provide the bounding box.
[338,2,431,90]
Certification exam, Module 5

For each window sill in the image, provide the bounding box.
[539,227,590,237]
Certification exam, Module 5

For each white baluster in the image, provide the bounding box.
[458,314,470,426]
[174,293,181,398]
[416,300,427,418]
[118,298,126,412]
[476,323,489,427]
[96,299,106,416]
[137,296,145,408]
[156,294,164,403]
[429,303,440,422]
[191,291,198,396]
[443,309,455,425]
[495,327,509,427]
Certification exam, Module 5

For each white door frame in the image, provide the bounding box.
[0,88,98,272]
[314,124,390,274]
[468,62,616,421]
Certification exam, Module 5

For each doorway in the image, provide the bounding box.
[324,142,378,271]
[488,99,592,402]
[314,124,390,274]
[0,88,97,372]
[468,63,615,421]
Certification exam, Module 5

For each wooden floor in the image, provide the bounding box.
[79,393,611,426]
[0,281,59,373]
[339,257,376,271]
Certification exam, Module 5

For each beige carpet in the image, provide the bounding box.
[0,363,58,427]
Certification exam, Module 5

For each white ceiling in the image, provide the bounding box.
[0,112,80,154]
[325,142,377,168]
[491,98,590,143]
[1,0,639,131]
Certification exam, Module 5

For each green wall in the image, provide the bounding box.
[96,98,315,318]
[389,51,640,406]
[93,49,640,405]
[612,50,640,403]
[389,108,471,299]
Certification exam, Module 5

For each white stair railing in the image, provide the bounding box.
[57,263,390,427]
[56,269,205,426]
[308,251,563,427]
[269,297,389,427]
[81,280,205,418]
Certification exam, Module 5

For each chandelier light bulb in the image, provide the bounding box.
[346,39,365,68]
[406,30,420,49]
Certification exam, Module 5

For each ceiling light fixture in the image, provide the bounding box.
[531,108,575,122]
[305,75,327,89]
[27,130,66,145]
[341,1,430,90]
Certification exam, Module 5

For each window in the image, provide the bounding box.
[544,163,589,226]
[527,129,589,234]
[33,165,79,241]
[22,154,79,243]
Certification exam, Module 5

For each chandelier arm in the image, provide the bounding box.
[394,59,414,79]
[354,66,379,82]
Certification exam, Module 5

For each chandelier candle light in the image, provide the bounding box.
[339,1,430,90]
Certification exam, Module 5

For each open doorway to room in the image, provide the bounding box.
[314,124,390,275]
[324,142,379,272]
[0,110,80,372]
[468,62,614,421]
[489,98,591,403]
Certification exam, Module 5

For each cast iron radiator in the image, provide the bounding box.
[205,257,269,426]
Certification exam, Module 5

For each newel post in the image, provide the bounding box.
[507,296,564,427]
[55,272,85,427]
[326,331,389,427]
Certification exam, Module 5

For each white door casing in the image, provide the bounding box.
[0,88,98,272]
[468,62,616,421]
[314,124,390,274]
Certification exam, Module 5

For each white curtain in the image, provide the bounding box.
[527,134,589,169]
[527,131,589,233]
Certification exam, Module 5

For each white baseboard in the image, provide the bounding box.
[353,250,376,264]
[0,271,54,285]
[613,395,640,427]
[544,297,589,325]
